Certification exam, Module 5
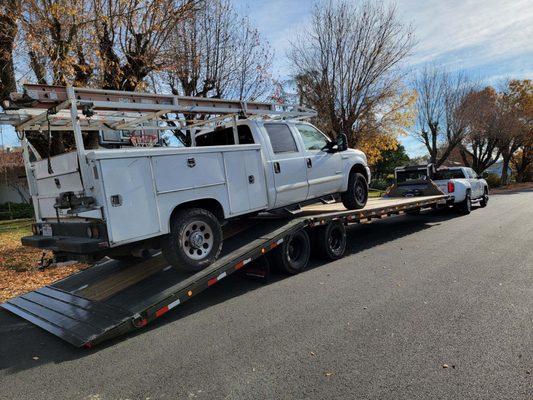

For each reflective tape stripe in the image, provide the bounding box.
[217,271,227,281]
[168,299,180,309]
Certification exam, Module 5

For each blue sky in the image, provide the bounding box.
[237,0,533,156]
[2,0,533,156]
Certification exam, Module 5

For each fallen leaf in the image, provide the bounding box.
[310,352,316,356]
[442,364,449,369]
[324,372,334,377]
[32,356,39,360]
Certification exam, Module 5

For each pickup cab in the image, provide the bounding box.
[433,167,489,214]
[22,112,370,272]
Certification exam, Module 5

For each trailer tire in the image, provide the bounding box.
[162,208,223,273]
[316,220,347,260]
[271,229,311,275]
[341,172,368,210]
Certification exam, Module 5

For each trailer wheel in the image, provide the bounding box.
[162,208,222,272]
[316,220,346,260]
[271,229,311,275]
[341,172,368,210]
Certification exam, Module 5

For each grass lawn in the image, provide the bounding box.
[0,219,86,303]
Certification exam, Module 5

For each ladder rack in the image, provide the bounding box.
[0,84,317,132]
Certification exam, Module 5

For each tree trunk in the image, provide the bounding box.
[0,6,18,102]
[500,156,511,185]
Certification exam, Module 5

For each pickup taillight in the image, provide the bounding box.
[447,181,455,193]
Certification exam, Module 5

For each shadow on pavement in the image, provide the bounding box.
[0,208,459,374]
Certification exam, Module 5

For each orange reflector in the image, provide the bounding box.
[187,290,193,296]
[235,261,244,270]
[261,248,266,254]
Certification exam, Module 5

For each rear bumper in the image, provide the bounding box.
[21,235,108,254]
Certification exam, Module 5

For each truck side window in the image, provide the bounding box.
[296,124,329,150]
[264,123,298,154]
[195,125,254,146]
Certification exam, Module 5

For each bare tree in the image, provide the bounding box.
[0,0,20,102]
[412,65,472,167]
[167,0,272,100]
[92,0,198,91]
[289,0,414,146]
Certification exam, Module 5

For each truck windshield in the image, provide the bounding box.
[434,169,465,180]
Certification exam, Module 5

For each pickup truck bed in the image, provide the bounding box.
[2,194,449,347]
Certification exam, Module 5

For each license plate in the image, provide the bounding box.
[42,224,53,237]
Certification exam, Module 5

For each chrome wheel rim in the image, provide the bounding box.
[181,220,214,261]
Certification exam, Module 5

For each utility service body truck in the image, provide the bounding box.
[0,85,456,347]
[4,85,369,272]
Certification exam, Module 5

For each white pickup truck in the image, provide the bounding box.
[15,88,370,272]
[433,166,489,214]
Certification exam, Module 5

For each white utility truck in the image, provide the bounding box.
[3,85,370,272]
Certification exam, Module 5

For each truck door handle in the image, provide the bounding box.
[273,162,281,173]
[306,158,312,168]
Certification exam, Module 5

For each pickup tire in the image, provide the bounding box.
[341,172,368,210]
[456,192,472,215]
[162,208,223,272]
[271,229,310,275]
[316,220,346,260]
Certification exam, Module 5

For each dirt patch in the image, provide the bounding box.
[490,182,533,194]
[0,220,87,303]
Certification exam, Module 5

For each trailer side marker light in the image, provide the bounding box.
[187,290,193,297]
[208,277,218,286]
[261,248,266,254]
[235,257,252,270]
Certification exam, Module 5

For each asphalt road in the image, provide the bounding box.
[1,189,532,400]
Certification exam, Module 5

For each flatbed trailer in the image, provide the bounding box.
[1,194,450,347]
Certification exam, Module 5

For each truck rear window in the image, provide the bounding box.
[195,125,254,146]
[434,169,465,180]
[264,124,298,153]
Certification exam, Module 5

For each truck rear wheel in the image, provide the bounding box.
[456,192,472,215]
[341,172,368,210]
[271,229,311,275]
[479,190,489,207]
[162,208,222,273]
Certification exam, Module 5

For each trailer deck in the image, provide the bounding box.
[1,194,448,347]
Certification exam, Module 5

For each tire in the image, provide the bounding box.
[456,192,472,215]
[341,172,368,210]
[479,190,489,208]
[316,220,347,260]
[162,208,223,272]
[271,229,311,275]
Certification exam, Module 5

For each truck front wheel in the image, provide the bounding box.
[341,172,368,210]
[162,208,223,272]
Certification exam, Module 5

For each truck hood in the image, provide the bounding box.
[344,148,367,164]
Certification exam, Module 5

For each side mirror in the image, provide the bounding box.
[336,133,348,151]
